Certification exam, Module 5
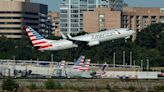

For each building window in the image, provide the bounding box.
[99,14,105,31]
[0,27,21,30]
[71,0,78,4]
[0,17,21,19]
[24,12,38,15]
[0,11,21,14]
[151,16,157,24]
[142,16,148,28]
[160,8,164,13]
[0,22,21,24]
[88,0,95,4]
[160,16,164,23]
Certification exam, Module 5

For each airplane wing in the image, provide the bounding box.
[67,34,90,42]
[67,34,100,47]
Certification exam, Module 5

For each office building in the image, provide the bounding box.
[0,0,48,38]
[60,0,124,34]
[83,8,121,33]
[82,7,164,33]
[122,7,164,32]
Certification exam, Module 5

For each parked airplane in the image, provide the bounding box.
[71,55,91,71]
[79,59,91,71]
[25,26,78,51]
[66,56,92,78]
[56,60,66,69]
[66,28,135,47]
[73,56,85,69]
[55,60,67,77]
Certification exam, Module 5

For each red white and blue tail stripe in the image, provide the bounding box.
[56,60,66,69]
[25,26,52,50]
[73,56,85,69]
[79,59,91,71]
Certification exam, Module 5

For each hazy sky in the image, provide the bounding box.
[32,0,164,11]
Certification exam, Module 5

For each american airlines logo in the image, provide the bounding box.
[91,31,120,40]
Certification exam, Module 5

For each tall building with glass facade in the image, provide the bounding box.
[60,0,123,34]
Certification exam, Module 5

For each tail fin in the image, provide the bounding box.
[79,59,91,71]
[24,26,52,50]
[56,60,66,69]
[85,59,91,68]
[60,60,66,69]
[73,56,85,69]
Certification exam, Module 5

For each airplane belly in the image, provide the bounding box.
[50,41,76,50]
[100,34,124,42]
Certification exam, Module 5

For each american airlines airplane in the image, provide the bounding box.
[25,26,78,51]
[73,56,85,69]
[66,29,135,47]
[25,26,135,51]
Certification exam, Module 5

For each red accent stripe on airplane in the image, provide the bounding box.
[39,44,52,49]
[29,35,35,37]
[31,38,37,41]
[33,41,47,46]
[27,31,31,33]
[79,68,89,70]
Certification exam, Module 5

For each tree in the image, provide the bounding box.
[2,77,19,91]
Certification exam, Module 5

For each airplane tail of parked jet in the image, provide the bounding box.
[73,56,85,69]
[60,60,66,69]
[25,26,53,51]
[79,59,91,71]
[56,60,66,69]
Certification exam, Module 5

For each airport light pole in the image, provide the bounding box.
[133,60,136,69]
[123,51,125,67]
[113,52,116,68]
[51,54,54,62]
[13,56,15,61]
[13,56,16,77]
[141,60,143,71]
[130,52,132,67]
[146,59,149,71]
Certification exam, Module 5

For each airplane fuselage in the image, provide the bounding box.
[39,40,77,51]
[71,28,134,42]
[70,28,135,46]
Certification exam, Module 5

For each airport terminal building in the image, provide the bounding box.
[60,0,124,34]
[0,0,48,38]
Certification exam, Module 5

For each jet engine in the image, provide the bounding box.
[88,41,100,47]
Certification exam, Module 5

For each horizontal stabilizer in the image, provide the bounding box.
[67,34,72,39]
[60,32,67,39]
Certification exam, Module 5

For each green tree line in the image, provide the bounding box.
[0,23,164,67]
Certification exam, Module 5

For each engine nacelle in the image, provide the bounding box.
[88,41,100,47]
